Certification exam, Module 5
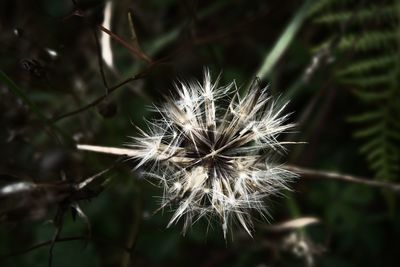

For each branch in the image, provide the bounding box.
[50,66,153,123]
[285,165,400,192]
[92,27,110,91]
[77,144,137,157]
[97,25,152,64]
[76,144,400,192]
[120,184,143,267]
[0,235,130,260]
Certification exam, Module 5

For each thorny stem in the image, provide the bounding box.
[77,144,400,192]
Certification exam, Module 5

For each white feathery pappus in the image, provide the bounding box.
[78,69,298,239]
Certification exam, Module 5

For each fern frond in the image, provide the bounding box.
[340,74,392,87]
[347,111,382,123]
[353,123,383,138]
[314,5,397,25]
[311,0,400,180]
[360,137,381,154]
[352,89,390,101]
[336,56,396,76]
[338,31,397,51]
[308,0,354,17]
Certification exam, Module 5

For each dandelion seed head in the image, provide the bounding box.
[130,69,297,237]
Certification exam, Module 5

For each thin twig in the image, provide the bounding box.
[51,66,153,123]
[0,236,130,260]
[285,165,400,192]
[97,25,152,64]
[56,2,269,124]
[77,144,137,157]
[120,183,143,267]
[48,218,63,267]
[92,27,110,91]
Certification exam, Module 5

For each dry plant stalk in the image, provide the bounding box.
[78,69,298,238]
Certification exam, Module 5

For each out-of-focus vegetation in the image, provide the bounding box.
[0,0,399,266]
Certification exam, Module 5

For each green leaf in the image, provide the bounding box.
[353,123,383,138]
[314,5,396,25]
[256,0,315,79]
[347,111,382,123]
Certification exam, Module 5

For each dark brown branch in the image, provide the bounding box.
[92,27,110,91]
[97,25,152,64]
[285,165,400,192]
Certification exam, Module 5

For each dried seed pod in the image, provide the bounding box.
[79,69,298,238]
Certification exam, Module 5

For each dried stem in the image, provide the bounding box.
[51,66,153,123]
[285,165,400,192]
[77,144,400,193]
[92,27,110,91]
[1,236,130,260]
[120,184,143,267]
[97,25,152,64]
[77,144,137,157]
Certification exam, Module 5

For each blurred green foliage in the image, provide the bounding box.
[312,0,400,181]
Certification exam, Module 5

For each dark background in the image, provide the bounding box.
[1,0,399,266]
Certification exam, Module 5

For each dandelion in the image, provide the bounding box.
[78,69,298,238]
